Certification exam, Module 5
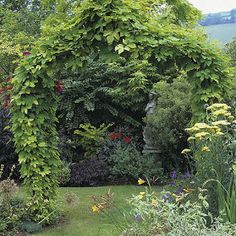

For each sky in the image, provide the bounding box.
[188,0,236,13]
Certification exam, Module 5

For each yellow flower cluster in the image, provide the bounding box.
[91,204,102,213]
[201,146,210,152]
[182,103,235,155]
[207,103,233,119]
[138,178,146,185]
[186,104,235,141]
[181,148,191,154]
[138,191,146,199]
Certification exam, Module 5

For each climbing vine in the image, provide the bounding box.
[10,0,233,221]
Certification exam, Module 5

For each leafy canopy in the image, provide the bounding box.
[11,0,233,220]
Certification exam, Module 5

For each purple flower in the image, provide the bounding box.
[22,51,31,57]
[169,181,176,187]
[166,193,171,198]
[169,197,174,203]
[182,170,191,180]
[176,185,183,195]
[163,193,171,203]
[170,170,177,179]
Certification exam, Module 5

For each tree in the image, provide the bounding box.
[230,9,236,23]
[225,37,236,102]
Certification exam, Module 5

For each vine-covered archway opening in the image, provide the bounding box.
[11,0,232,221]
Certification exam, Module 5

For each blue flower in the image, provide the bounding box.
[182,170,191,180]
[166,193,171,198]
[170,170,177,179]
[163,193,171,203]
[176,185,183,195]
[169,181,176,187]
[169,197,174,203]
[135,213,142,222]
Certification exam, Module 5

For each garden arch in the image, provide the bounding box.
[11,0,232,220]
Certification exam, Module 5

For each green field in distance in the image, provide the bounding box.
[204,22,236,46]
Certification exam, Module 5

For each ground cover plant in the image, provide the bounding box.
[122,180,236,236]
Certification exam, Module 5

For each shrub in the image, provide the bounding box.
[74,123,111,157]
[145,77,192,171]
[69,156,110,187]
[58,160,71,186]
[0,109,18,180]
[0,176,26,235]
[108,144,162,183]
[123,184,236,236]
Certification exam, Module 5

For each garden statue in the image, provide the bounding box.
[145,92,157,115]
[143,92,162,169]
[143,92,158,151]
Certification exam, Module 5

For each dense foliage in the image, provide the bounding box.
[145,76,192,171]
[123,184,236,236]
[7,0,233,221]
[0,109,18,180]
[69,156,110,186]
[108,144,160,182]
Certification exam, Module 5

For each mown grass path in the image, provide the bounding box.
[35,186,147,236]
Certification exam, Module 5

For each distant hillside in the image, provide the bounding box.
[204,23,236,46]
[200,9,236,26]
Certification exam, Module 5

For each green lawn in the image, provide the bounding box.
[35,186,147,236]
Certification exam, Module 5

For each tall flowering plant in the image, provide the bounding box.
[184,103,236,216]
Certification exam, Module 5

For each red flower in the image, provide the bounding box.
[109,132,116,141]
[2,94,10,110]
[22,51,31,57]
[124,136,131,143]
[5,85,13,91]
[116,132,122,139]
[55,80,65,93]
[5,76,12,83]
[0,88,5,94]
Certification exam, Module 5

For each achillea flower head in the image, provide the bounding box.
[187,136,195,141]
[181,148,191,154]
[201,146,210,152]
[151,198,158,206]
[215,131,224,136]
[207,103,230,111]
[212,120,230,126]
[212,109,231,117]
[195,132,209,139]
[138,194,144,200]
